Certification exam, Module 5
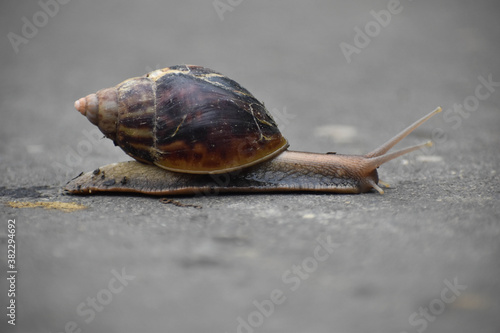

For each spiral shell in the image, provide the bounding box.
[74,65,288,174]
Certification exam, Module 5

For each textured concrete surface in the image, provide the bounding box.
[1,1,499,332]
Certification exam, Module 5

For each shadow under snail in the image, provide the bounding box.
[65,65,442,195]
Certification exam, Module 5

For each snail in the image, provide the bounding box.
[64,65,441,195]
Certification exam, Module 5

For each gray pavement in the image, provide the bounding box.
[1,1,499,332]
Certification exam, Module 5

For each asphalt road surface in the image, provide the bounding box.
[1,1,499,332]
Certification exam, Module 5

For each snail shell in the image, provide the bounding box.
[74,65,288,174]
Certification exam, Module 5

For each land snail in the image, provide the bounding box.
[65,64,442,196]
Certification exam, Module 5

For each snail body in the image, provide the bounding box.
[66,65,441,195]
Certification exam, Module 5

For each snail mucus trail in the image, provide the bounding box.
[65,65,442,196]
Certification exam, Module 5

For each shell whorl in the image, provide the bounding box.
[74,87,119,141]
[74,65,288,174]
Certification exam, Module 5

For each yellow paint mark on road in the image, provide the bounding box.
[7,201,87,213]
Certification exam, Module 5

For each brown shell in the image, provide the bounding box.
[74,65,289,174]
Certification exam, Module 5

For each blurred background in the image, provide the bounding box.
[1,1,499,332]
[1,0,498,185]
